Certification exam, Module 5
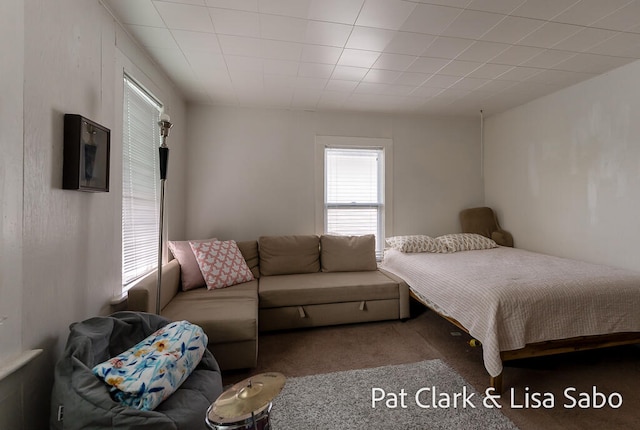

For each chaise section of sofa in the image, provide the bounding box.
[126,240,260,371]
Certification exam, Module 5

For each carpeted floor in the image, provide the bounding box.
[270,360,518,430]
[223,302,640,430]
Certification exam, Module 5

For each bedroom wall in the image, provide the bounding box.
[0,1,187,428]
[484,59,640,271]
[184,106,482,242]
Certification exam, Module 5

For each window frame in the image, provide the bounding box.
[315,136,393,259]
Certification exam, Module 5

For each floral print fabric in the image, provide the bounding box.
[92,320,208,411]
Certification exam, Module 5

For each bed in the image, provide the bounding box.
[380,240,640,392]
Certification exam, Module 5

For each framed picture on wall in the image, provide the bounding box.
[63,114,111,192]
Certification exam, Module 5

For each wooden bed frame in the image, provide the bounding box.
[410,291,640,393]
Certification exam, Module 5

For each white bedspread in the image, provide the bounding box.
[381,247,640,377]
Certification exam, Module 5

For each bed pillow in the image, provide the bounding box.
[386,235,446,253]
[190,240,255,289]
[92,320,207,411]
[320,234,377,272]
[437,233,498,252]
[258,235,320,276]
[168,239,216,291]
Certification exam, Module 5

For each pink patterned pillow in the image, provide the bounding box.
[189,240,254,289]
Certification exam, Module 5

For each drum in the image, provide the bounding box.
[205,402,272,430]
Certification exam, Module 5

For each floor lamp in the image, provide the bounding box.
[156,113,173,315]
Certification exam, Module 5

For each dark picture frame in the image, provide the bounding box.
[63,114,111,192]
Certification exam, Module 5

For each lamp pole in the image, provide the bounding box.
[156,113,173,315]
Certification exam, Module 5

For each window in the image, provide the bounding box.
[122,75,163,287]
[324,146,385,258]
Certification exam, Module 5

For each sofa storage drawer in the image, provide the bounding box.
[258,299,399,332]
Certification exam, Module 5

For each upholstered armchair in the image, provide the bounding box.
[50,311,223,430]
[459,207,514,247]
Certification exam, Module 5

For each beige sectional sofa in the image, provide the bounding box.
[127,235,410,371]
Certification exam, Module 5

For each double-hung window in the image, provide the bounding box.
[121,75,163,288]
[324,146,386,259]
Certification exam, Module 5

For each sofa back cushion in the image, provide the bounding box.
[236,240,260,279]
[320,234,377,272]
[258,235,320,276]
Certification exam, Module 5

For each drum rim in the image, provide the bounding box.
[206,401,272,426]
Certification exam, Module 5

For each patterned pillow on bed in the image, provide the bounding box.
[92,320,207,411]
[437,233,498,252]
[386,235,447,253]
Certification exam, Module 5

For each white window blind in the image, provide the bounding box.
[325,147,385,258]
[122,75,162,287]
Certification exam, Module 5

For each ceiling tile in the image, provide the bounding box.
[205,0,259,12]
[346,27,397,51]
[260,14,307,42]
[108,0,164,26]
[510,0,577,20]
[383,32,437,55]
[210,8,260,37]
[217,35,263,56]
[520,49,575,68]
[261,39,303,61]
[307,0,365,25]
[466,63,513,78]
[474,78,516,92]
[591,1,640,31]
[526,69,593,86]
[298,62,334,78]
[586,32,640,57]
[331,65,369,81]
[394,72,431,86]
[258,0,310,19]
[300,44,343,64]
[224,55,262,72]
[436,60,483,76]
[421,37,474,59]
[480,16,544,44]
[154,2,214,32]
[441,10,505,39]
[411,86,444,98]
[406,57,450,73]
[372,53,417,71]
[356,0,417,30]
[401,3,462,35]
[354,82,389,94]
[172,30,221,52]
[551,27,619,52]
[490,45,544,65]
[362,69,403,84]
[551,0,632,26]
[421,74,461,88]
[294,76,328,89]
[497,66,541,81]
[466,0,526,14]
[263,59,300,75]
[325,80,359,91]
[517,22,582,48]
[337,49,381,68]
[449,76,491,91]
[166,0,206,5]
[305,21,352,47]
[456,40,509,62]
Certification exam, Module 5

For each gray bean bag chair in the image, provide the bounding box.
[50,311,223,429]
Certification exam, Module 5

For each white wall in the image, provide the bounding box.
[184,106,483,242]
[0,1,187,428]
[484,59,640,271]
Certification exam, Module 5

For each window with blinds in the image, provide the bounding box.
[122,75,163,288]
[325,147,385,258]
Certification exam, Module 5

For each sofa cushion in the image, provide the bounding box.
[190,240,255,290]
[237,240,260,279]
[320,234,377,272]
[161,280,258,344]
[258,271,399,308]
[258,235,320,276]
[168,239,215,291]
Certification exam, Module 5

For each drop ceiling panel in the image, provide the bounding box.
[104,0,640,116]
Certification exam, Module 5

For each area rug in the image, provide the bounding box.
[269,360,518,430]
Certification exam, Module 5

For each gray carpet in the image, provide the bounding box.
[270,359,518,430]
